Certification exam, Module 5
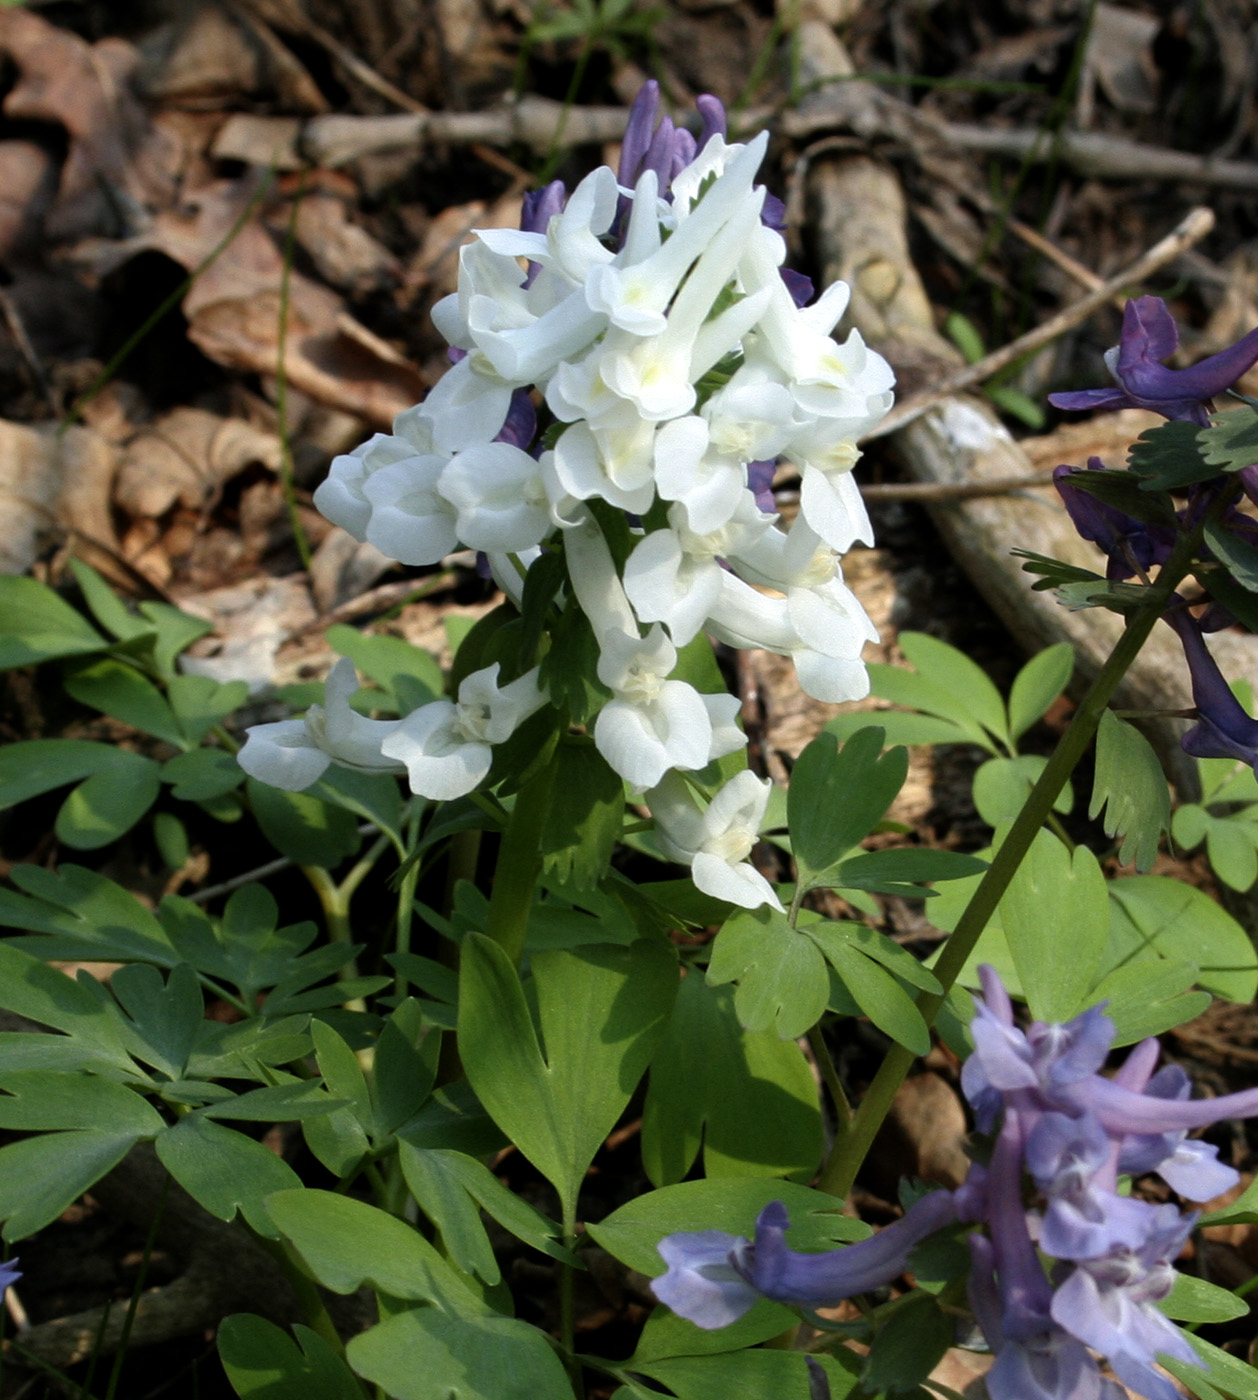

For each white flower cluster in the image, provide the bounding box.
[239,91,894,910]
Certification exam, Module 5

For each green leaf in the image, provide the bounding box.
[587,1177,867,1278]
[219,1317,363,1400]
[155,1115,301,1236]
[458,935,676,1219]
[266,1189,478,1308]
[861,1292,953,1395]
[162,748,244,801]
[1000,830,1108,1022]
[1201,1173,1258,1227]
[1161,1274,1250,1324]
[1197,566,1258,635]
[788,729,908,886]
[110,962,204,1078]
[973,755,1073,827]
[1090,711,1171,870]
[308,767,404,854]
[0,738,142,810]
[0,1071,163,1135]
[804,922,941,994]
[0,856,177,968]
[399,1145,573,1285]
[642,975,822,1185]
[944,311,985,363]
[832,847,987,895]
[628,1304,800,1366]
[62,656,186,746]
[808,929,930,1054]
[136,601,213,678]
[153,810,189,869]
[372,1000,438,1136]
[1128,418,1219,489]
[825,711,971,748]
[538,738,624,889]
[706,906,829,1040]
[1199,405,1258,473]
[863,662,994,751]
[68,559,155,644]
[1008,643,1073,741]
[0,1130,140,1239]
[1172,1335,1258,1400]
[987,384,1045,429]
[1088,960,1210,1045]
[639,1351,853,1400]
[247,778,361,867]
[326,624,443,712]
[1106,876,1258,1002]
[0,574,106,669]
[1204,520,1258,594]
[347,1307,572,1400]
[167,675,249,745]
[898,632,1013,750]
[1205,816,1258,891]
[201,1082,346,1121]
[0,940,139,1061]
[56,751,162,848]
[1172,803,1210,850]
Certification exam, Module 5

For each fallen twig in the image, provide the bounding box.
[861,206,1216,443]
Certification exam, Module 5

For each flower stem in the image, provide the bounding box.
[484,753,558,968]
[817,509,1218,1201]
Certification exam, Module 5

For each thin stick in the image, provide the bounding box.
[858,475,1056,502]
[862,206,1216,443]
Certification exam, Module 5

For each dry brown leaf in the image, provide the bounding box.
[138,0,327,112]
[0,140,57,261]
[179,574,316,693]
[285,187,400,298]
[115,406,284,519]
[406,193,524,299]
[309,527,394,615]
[0,420,117,573]
[0,9,178,243]
[149,178,426,427]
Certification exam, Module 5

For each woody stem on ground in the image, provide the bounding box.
[816,493,1228,1202]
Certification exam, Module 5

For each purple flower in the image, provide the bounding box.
[651,1191,958,1329]
[1050,1210,1200,1400]
[1050,296,1258,426]
[0,1259,19,1291]
[1053,460,1176,581]
[1166,606,1258,771]
[1117,1065,1240,1202]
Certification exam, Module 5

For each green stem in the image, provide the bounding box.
[484,754,558,968]
[817,510,1218,1201]
[807,1025,852,1132]
[104,1174,170,1400]
[559,1204,580,1398]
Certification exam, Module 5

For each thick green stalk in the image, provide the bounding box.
[483,754,558,968]
[817,514,1215,1201]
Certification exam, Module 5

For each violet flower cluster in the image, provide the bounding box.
[1051,295,1258,778]
[652,967,1258,1400]
[237,82,893,911]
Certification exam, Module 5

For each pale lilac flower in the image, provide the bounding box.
[651,1190,957,1328]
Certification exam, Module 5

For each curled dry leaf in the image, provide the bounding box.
[115,407,284,519]
[0,420,118,574]
[0,140,57,261]
[150,178,426,428]
[0,8,179,244]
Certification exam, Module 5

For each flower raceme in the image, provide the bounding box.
[651,968,1258,1400]
[242,84,895,909]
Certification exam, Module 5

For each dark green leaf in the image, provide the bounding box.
[538,738,623,889]
[218,1317,363,1400]
[640,1351,852,1400]
[1128,419,1219,490]
[247,778,361,867]
[0,1130,140,1239]
[0,574,106,669]
[706,906,829,1039]
[458,934,676,1219]
[789,729,908,885]
[56,752,162,848]
[898,631,1013,749]
[811,934,930,1054]
[833,847,987,894]
[167,675,249,745]
[136,602,213,678]
[972,754,1073,827]
[825,711,971,748]
[162,748,244,801]
[0,1071,163,1134]
[804,922,940,995]
[111,962,204,1077]
[1199,405,1258,473]
[155,1114,301,1237]
[1205,520,1258,594]
[346,1307,572,1400]
[642,975,822,1185]
[68,559,155,644]
[862,1293,952,1394]
[63,656,186,745]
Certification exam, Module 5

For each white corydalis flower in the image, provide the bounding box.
[238,658,406,792]
[647,770,781,911]
[381,665,547,800]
